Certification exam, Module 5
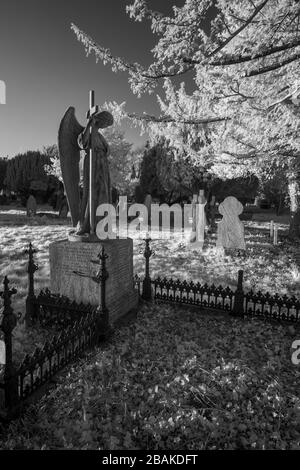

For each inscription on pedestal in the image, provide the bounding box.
[49,239,138,323]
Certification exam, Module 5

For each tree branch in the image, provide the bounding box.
[244,50,300,77]
[208,0,270,57]
[184,38,300,66]
[222,150,258,159]
[126,112,230,125]
[268,86,300,109]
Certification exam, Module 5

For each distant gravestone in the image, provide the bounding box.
[196,190,207,248]
[216,196,246,250]
[0,339,5,365]
[254,196,260,207]
[190,190,207,249]
[189,194,198,243]
[26,195,37,217]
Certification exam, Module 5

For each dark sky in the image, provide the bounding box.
[0,0,186,158]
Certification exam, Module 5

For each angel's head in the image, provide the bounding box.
[93,110,113,129]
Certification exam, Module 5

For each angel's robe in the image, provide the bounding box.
[78,124,112,233]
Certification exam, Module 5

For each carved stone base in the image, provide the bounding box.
[49,238,138,324]
[68,230,99,243]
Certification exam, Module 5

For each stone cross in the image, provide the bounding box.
[87,90,99,236]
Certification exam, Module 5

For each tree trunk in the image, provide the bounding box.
[288,175,300,238]
[276,193,284,216]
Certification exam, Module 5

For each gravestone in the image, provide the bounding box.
[26,195,37,217]
[189,190,207,249]
[52,90,138,327]
[216,196,246,250]
[189,194,198,243]
[49,239,138,324]
[270,220,274,238]
[0,339,5,365]
[254,196,260,207]
[195,190,207,248]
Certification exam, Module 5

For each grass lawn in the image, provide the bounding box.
[0,207,300,449]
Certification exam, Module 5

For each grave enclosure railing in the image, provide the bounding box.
[0,244,110,420]
[1,234,300,421]
[134,237,300,323]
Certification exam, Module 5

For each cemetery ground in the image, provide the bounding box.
[0,206,300,449]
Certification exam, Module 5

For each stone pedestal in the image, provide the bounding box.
[49,238,138,324]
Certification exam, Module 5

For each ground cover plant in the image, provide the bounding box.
[0,304,299,450]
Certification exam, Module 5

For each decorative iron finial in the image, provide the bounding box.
[0,276,17,323]
[142,236,153,300]
[25,242,39,325]
[73,246,110,333]
[0,276,19,409]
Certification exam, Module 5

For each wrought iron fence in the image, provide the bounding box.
[134,274,143,298]
[24,243,109,330]
[152,277,235,311]
[244,290,300,321]
[2,236,300,421]
[32,289,96,329]
[135,236,300,323]
[0,243,111,420]
[15,310,99,404]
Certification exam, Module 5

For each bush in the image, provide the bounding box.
[0,194,8,205]
[0,157,8,191]
[4,151,60,204]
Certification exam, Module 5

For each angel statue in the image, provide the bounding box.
[58,92,114,241]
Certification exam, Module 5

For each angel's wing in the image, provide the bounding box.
[58,107,84,227]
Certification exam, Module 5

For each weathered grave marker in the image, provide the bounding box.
[26,195,37,217]
[195,189,207,249]
[53,90,138,325]
[216,196,246,250]
[273,225,278,245]
[49,239,138,324]
[270,220,274,238]
[0,339,5,365]
[189,194,198,243]
[189,190,207,249]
